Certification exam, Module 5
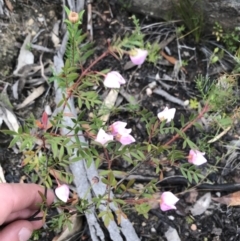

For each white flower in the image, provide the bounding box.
[95,128,113,146]
[103,71,126,88]
[55,184,70,203]
[157,107,176,123]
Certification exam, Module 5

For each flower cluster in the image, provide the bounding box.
[102,48,148,89]
[95,121,135,146]
[100,71,207,213]
[157,106,208,166]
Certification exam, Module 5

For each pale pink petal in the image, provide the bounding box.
[118,134,135,145]
[130,49,148,65]
[157,107,176,123]
[109,121,127,135]
[95,128,113,146]
[117,128,132,135]
[188,150,207,166]
[160,191,179,211]
[103,71,126,88]
[55,184,70,203]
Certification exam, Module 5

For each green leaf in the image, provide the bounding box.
[59,146,64,160]
[9,136,20,148]
[64,6,71,16]
[66,73,79,82]
[101,177,109,185]
[126,179,135,189]
[1,130,18,135]
[187,171,193,183]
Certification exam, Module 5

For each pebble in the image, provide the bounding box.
[151,227,156,233]
[26,18,34,26]
[146,88,152,96]
[191,224,197,231]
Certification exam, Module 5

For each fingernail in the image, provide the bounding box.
[18,227,32,241]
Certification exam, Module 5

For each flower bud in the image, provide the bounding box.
[68,11,79,23]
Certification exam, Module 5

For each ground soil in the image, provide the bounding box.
[1,1,240,241]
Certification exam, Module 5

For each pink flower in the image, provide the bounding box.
[55,184,70,203]
[157,107,176,123]
[160,191,179,211]
[188,150,207,166]
[116,129,135,145]
[95,128,113,146]
[109,121,128,135]
[103,71,126,88]
[129,49,148,65]
[118,134,136,145]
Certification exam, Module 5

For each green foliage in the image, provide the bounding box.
[209,47,224,64]
[212,22,223,42]
[111,15,160,64]
[146,41,161,64]
[213,22,240,53]
[176,0,204,43]
[135,203,151,219]
[189,98,199,109]
[64,10,94,67]
[111,23,144,58]
[180,163,205,184]
[3,7,234,235]
[195,74,238,112]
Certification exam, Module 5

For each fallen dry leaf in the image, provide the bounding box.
[14,34,34,75]
[49,168,70,184]
[16,85,45,109]
[160,50,187,74]
[212,191,240,206]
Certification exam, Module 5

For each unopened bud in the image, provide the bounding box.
[68,11,79,23]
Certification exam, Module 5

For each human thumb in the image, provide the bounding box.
[0,220,34,241]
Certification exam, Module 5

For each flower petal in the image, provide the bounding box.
[160,191,179,211]
[109,121,127,135]
[188,150,207,166]
[103,71,126,88]
[157,107,176,123]
[118,134,135,145]
[95,128,113,146]
[55,184,70,203]
[130,49,148,65]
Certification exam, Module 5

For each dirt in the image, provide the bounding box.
[1,1,240,241]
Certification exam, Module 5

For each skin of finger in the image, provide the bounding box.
[0,183,54,225]
[4,209,44,225]
[0,219,42,241]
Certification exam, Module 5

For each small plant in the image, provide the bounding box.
[209,47,224,64]
[213,22,240,53]
[176,0,204,43]
[212,22,223,42]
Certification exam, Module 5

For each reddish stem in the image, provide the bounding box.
[52,169,61,187]
[163,103,210,147]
